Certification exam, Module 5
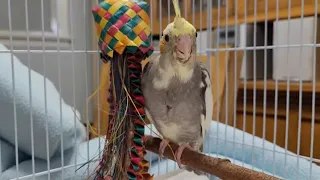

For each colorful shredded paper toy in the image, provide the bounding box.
[92,0,153,179]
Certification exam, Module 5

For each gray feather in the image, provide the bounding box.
[142,55,210,151]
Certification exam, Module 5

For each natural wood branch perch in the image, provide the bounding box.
[144,136,281,180]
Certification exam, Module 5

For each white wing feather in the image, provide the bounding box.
[200,65,213,138]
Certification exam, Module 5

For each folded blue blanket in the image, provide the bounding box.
[2,122,319,180]
[145,123,320,180]
[0,44,86,161]
[0,138,29,172]
[202,122,320,180]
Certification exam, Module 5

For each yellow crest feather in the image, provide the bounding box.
[172,0,181,18]
[164,0,196,36]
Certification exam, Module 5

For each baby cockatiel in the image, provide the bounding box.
[141,0,213,173]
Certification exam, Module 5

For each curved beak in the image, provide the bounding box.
[174,35,192,62]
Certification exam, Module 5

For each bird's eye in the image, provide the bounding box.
[164,34,169,42]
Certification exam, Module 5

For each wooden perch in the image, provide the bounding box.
[144,136,281,180]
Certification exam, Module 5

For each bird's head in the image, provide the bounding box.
[159,0,197,64]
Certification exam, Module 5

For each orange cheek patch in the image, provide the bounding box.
[159,39,166,53]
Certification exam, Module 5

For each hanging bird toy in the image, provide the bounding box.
[91,0,154,179]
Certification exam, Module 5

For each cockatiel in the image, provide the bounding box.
[141,0,213,174]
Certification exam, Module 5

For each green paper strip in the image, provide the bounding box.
[133,136,143,145]
[100,2,111,10]
[137,2,148,12]
[93,13,102,24]
[132,163,139,171]
[132,88,142,95]
[127,30,138,40]
[109,38,118,49]
[119,5,129,15]
[131,148,138,156]
[120,24,132,35]
[128,173,136,180]
[134,125,144,135]
[131,79,140,83]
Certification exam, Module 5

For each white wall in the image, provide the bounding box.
[0,0,96,124]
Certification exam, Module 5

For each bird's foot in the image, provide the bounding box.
[217,158,231,164]
[175,143,194,169]
[159,138,170,158]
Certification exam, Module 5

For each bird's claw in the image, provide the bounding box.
[175,143,194,169]
[159,139,170,159]
[218,158,231,163]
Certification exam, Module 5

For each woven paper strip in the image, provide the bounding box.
[92,0,154,60]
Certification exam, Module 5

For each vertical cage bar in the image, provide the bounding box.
[68,0,78,175]
[207,3,214,179]
[24,0,36,179]
[296,0,305,178]
[272,0,280,176]
[241,0,248,167]
[200,0,203,51]
[207,0,213,75]
[55,0,65,177]
[166,0,170,173]
[158,0,162,175]
[212,0,219,164]
[224,0,229,154]
[159,0,162,39]
[168,0,170,24]
[252,0,257,169]
[208,0,214,173]
[284,0,292,176]
[184,0,187,19]
[40,0,52,178]
[148,0,154,170]
[192,0,195,25]
[199,0,205,172]
[150,0,153,44]
[262,0,269,174]
[96,0,101,160]
[232,0,239,164]
[7,0,20,177]
[310,0,318,176]
[83,0,90,177]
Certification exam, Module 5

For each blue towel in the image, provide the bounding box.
[144,122,320,180]
[0,138,29,172]
[203,122,320,180]
[0,44,86,161]
[0,137,104,180]
[2,122,320,180]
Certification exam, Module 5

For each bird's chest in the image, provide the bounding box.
[165,85,188,101]
[164,77,200,105]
